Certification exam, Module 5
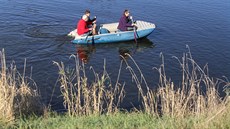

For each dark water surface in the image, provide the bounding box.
[1,0,230,110]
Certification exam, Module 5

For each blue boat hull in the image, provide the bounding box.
[70,20,156,44]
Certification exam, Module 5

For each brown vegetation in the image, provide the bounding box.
[1,47,230,128]
[120,47,230,127]
[0,49,43,124]
[55,47,229,123]
[53,55,125,116]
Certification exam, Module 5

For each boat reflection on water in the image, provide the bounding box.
[118,38,155,60]
[75,38,155,64]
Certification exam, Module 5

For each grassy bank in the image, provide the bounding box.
[1,48,230,129]
[7,106,230,129]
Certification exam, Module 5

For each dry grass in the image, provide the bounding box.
[1,46,230,128]
[55,46,229,122]
[121,46,229,120]
[0,49,43,124]
[54,55,125,116]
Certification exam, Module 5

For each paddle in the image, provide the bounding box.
[85,30,92,41]
[130,16,138,44]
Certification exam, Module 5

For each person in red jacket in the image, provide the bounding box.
[77,15,97,36]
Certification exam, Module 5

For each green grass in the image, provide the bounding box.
[5,106,230,129]
[7,112,182,129]
[12,112,157,129]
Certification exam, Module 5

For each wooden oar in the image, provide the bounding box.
[133,25,137,44]
[85,30,92,41]
[130,16,138,44]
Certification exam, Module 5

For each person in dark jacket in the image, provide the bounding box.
[117,9,136,31]
[85,9,96,27]
[84,9,97,34]
[84,9,96,26]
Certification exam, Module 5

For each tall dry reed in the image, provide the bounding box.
[55,45,229,121]
[54,55,125,116]
[0,49,43,123]
[121,46,229,118]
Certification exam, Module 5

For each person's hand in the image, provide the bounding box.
[130,16,133,20]
[89,28,93,31]
[91,24,96,29]
[132,23,137,26]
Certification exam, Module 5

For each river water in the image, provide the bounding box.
[1,0,230,111]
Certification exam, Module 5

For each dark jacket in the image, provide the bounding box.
[87,17,96,26]
[117,15,133,31]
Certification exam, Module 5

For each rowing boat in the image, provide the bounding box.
[68,20,156,44]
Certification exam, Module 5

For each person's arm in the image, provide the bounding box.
[82,21,90,33]
[125,17,133,27]
[88,17,96,23]
[83,28,90,33]
[87,17,96,25]
[86,20,93,25]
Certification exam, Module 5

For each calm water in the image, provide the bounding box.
[1,0,230,110]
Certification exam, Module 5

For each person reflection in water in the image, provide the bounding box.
[119,47,131,60]
[76,45,96,64]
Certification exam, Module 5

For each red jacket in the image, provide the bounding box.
[77,19,90,35]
